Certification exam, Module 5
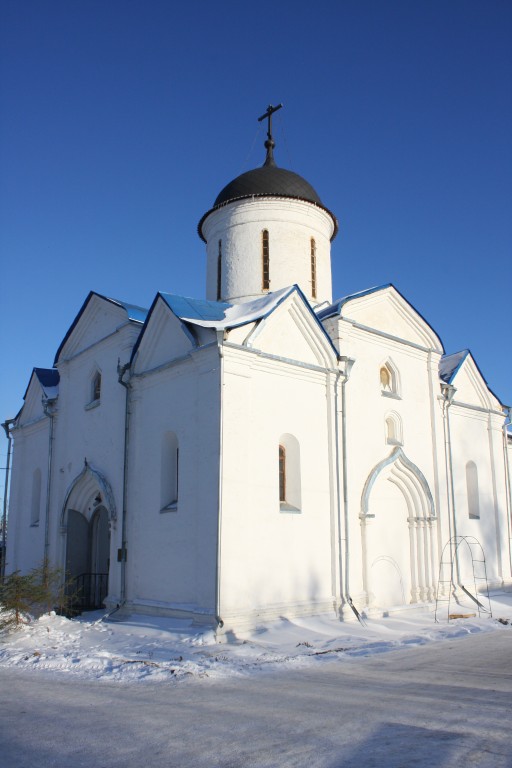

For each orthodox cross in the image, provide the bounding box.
[258,103,283,165]
[258,103,283,143]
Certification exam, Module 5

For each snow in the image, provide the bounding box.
[1,592,511,685]
[162,286,293,329]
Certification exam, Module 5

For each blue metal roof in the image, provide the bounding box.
[315,285,392,321]
[160,294,231,323]
[34,368,60,389]
[132,285,340,362]
[439,349,505,406]
[439,350,469,384]
[106,298,148,324]
[22,367,60,401]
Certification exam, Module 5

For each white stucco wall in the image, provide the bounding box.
[449,406,512,586]
[126,344,221,618]
[202,198,335,305]
[218,345,335,624]
[6,416,49,573]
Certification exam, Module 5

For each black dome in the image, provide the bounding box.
[199,158,338,242]
[214,164,323,207]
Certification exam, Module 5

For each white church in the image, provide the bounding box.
[5,106,512,630]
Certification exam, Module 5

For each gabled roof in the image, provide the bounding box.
[316,283,444,353]
[22,367,60,401]
[315,284,392,321]
[439,349,505,407]
[132,285,340,362]
[160,286,294,329]
[54,291,148,364]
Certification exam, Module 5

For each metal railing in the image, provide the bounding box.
[73,572,109,612]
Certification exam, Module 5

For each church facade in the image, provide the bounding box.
[5,114,512,629]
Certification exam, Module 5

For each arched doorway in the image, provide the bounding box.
[61,462,115,610]
[361,448,437,611]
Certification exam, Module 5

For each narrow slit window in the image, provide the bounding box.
[161,431,179,511]
[278,435,301,511]
[466,461,480,519]
[30,468,41,526]
[279,445,286,503]
[310,238,317,299]
[92,372,101,401]
[217,240,222,301]
[262,229,270,291]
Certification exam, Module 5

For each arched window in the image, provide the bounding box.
[262,229,270,291]
[385,413,403,445]
[31,468,41,526]
[217,239,222,301]
[161,432,179,511]
[92,371,101,402]
[278,434,301,512]
[466,461,480,519]
[380,360,400,397]
[310,238,317,299]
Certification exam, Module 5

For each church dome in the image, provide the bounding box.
[213,164,323,208]
[199,106,338,242]
[199,105,338,305]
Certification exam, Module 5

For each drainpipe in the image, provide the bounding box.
[501,407,512,575]
[214,330,225,631]
[1,419,15,580]
[441,383,459,584]
[117,361,131,606]
[337,356,355,617]
[42,396,58,566]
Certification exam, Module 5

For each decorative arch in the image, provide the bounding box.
[360,447,437,609]
[361,447,434,519]
[60,459,117,530]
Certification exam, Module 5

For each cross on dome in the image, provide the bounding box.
[257,103,283,166]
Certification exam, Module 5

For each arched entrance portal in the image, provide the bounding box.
[360,448,437,611]
[61,462,116,610]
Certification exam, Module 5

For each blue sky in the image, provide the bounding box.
[1,0,511,504]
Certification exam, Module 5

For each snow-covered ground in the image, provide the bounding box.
[1,592,511,684]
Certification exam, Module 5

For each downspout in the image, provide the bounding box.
[337,356,355,618]
[117,360,131,607]
[214,330,225,631]
[502,407,512,575]
[42,396,58,566]
[1,419,15,580]
[441,383,459,584]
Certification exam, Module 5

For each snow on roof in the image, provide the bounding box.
[439,349,506,408]
[105,297,148,324]
[315,285,392,321]
[439,350,469,384]
[160,286,294,329]
[23,367,60,401]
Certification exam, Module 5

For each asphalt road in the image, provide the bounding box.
[1,630,511,767]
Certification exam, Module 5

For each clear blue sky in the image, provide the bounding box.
[1,0,511,505]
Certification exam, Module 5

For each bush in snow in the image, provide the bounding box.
[0,570,38,631]
[0,561,78,631]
